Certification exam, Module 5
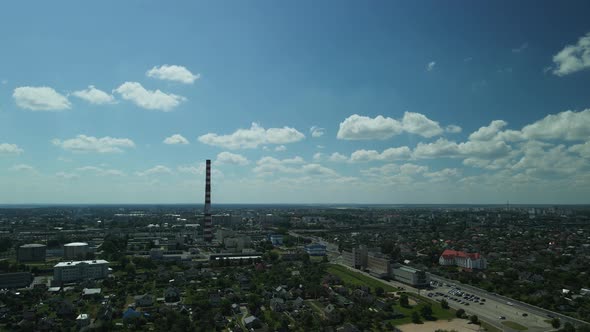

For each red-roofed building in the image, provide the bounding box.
[439,249,487,270]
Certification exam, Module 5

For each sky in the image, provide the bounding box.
[1,1,590,204]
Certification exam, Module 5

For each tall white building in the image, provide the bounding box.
[54,260,109,283]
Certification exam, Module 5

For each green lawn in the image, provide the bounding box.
[481,321,503,332]
[326,264,398,293]
[502,321,528,330]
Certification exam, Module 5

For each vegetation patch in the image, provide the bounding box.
[501,321,528,330]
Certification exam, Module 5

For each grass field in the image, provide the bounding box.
[481,321,503,332]
[326,264,398,293]
[501,321,528,330]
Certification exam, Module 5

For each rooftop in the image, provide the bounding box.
[54,260,108,267]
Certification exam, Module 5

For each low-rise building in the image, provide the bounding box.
[439,249,487,270]
[391,265,429,287]
[53,260,109,283]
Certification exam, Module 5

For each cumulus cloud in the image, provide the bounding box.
[350,146,412,162]
[427,61,436,71]
[136,165,172,177]
[445,125,462,134]
[468,120,508,141]
[275,145,287,152]
[216,152,249,165]
[52,135,135,153]
[552,32,590,76]
[113,82,186,111]
[328,152,348,162]
[0,143,23,154]
[72,85,115,104]
[521,109,590,141]
[337,112,447,140]
[146,65,200,84]
[198,123,305,149]
[163,134,189,145]
[13,86,71,111]
[313,152,323,161]
[178,162,224,178]
[413,138,461,159]
[424,168,460,178]
[569,141,590,158]
[76,166,125,176]
[11,164,36,172]
[402,112,443,137]
[253,156,339,179]
[310,126,325,138]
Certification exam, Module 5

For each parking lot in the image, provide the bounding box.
[425,281,553,332]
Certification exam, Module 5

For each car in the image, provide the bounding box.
[499,316,506,320]
[465,303,470,306]
[522,313,528,317]
[479,302,484,305]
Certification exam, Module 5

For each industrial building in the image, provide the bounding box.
[53,260,109,283]
[17,243,46,262]
[304,243,327,256]
[63,242,90,260]
[0,272,33,289]
[391,265,429,287]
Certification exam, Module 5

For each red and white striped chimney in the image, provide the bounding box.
[203,159,213,242]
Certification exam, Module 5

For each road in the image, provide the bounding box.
[429,274,588,329]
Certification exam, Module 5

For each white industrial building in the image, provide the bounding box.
[53,260,109,283]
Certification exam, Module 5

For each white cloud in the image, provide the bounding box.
[427,61,436,71]
[402,112,443,137]
[552,32,590,76]
[445,125,462,134]
[569,141,590,158]
[146,65,200,84]
[198,122,305,149]
[310,126,325,138]
[0,143,23,154]
[136,165,172,177]
[11,164,36,172]
[337,112,447,140]
[113,82,186,111]
[399,163,428,175]
[55,171,79,180]
[72,85,115,104]
[177,162,224,178]
[350,146,412,162]
[413,138,461,159]
[163,134,189,145]
[521,109,590,141]
[13,86,71,111]
[216,151,249,165]
[468,120,508,141]
[424,168,460,178]
[328,152,348,162]
[512,42,528,53]
[275,145,287,152]
[337,114,402,140]
[76,166,125,176]
[52,135,135,153]
[313,152,323,161]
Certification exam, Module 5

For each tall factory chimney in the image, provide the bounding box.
[203,159,213,242]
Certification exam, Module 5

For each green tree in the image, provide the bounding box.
[375,286,385,297]
[456,309,465,318]
[469,315,479,324]
[400,293,409,307]
[551,318,561,329]
[420,304,433,320]
[440,299,449,309]
[411,311,422,324]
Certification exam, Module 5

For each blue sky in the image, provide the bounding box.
[1,1,590,204]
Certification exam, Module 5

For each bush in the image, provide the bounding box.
[411,311,422,324]
[456,309,466,319]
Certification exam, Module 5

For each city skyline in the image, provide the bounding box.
[1,1,590,204]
